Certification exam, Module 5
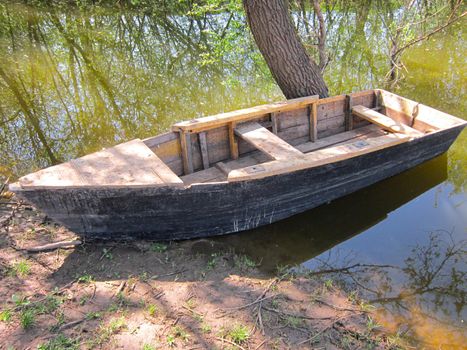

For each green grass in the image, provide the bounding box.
[37,334,79,350]
[166,334,176,347]
[285,316,303,328]
[142,344,157,350]
[234,255,258,270]
[0,309,12,322]
[10,260,31,277]
[200,323,211,333]
[150,243,168,253]
[77,274,93,284]
[173,326,190,342]
[227,324,250,344]
[147,304,158,317]
[20,309,36,329]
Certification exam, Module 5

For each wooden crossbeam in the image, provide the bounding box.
[235,122,303,161]
[352,105,423,137]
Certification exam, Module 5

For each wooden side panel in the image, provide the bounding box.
[276,107,309,130]
[351,91,376,129]
[205,126,230,164]
[148,133,184,176]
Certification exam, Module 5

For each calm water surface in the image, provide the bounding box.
[0,3,465,347]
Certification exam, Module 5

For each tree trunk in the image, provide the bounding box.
[243,0,329,98]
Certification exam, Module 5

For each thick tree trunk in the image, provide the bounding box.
[243,0,329,98]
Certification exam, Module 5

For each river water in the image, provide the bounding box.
[0,2,465,347]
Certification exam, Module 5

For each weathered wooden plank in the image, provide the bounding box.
[345,94,353,131]
[235,122,303,161]
[180,167,224,185]
[198,132,210,169]
[180,132,194,174]
[276,108,309,130]
[228,122,239,160]
[143,131,178,149]
[309,103,318,142]
[352,105,423,137]
[271,112,278,134]
[172,95,319,133]
[19,139,183,188]
[297,125,383,153]
[228,133,410,182]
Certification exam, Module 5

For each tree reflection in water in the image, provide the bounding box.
[305,229,466,347]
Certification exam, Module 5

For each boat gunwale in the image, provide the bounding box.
[9,89,466,191]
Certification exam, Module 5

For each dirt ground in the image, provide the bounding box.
[0,197,409,349]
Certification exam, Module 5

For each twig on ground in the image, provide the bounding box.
[254,339,267,350]
[262,306,333,320]
[215,337,247,350]
[113,281,126,298]
[151,269,186,279]
[58,318,86,331]
[26,240,82,253]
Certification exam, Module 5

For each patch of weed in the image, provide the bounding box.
[37,334,79,350]
[150,243,167,253]
[10,260,31,277]
[20,309,36,329]
[227,324,250,344]
[234,255,258,270]
[0,309,12,322]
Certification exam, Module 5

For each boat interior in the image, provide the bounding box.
[15,89,465,189]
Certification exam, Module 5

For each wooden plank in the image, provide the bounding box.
[235,122,303,161]
[228,133,410,182]
[271,112,278,134]
[143,131,178,149]
[352,105,423,137]
[345,94,353,131]
[228,122,239,160]
[19,139,183,188]
[198,132,210,169]
[180,132,194,174]
[172,95,319,133]
[297,125,384,153]
[309,103,318,141]
[180,167,224,185]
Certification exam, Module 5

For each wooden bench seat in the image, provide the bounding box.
[227,133,410,182]
[235,122,303,161]
[352,105,424,137]
[19,139,183,188]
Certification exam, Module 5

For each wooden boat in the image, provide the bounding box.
[9,89,466,240]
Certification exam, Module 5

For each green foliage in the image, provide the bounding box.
[142,344,156,350]
[166,334,176,347]
[173,325,190,342]
[0,309,12,322]
[37,334,79,350]
[227,324,250,344]
[234,254,258,270]
[10,260,31,277]
[77,274,93,284]
[147,304,158,317]
[20,309,36,329]
[150,243,168,253]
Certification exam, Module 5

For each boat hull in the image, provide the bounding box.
[12,126,463,240]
